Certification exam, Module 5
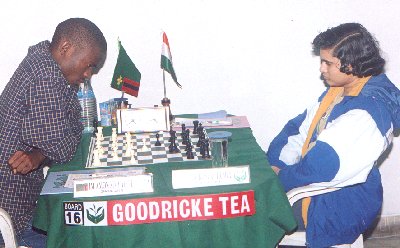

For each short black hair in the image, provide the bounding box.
[51,18,107,54]
[312,23,384,77]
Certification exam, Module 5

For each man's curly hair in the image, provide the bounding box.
[312,23,385,77]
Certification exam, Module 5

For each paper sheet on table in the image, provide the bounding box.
[66,169,146,188]
[198,110,227,119]
[173,116,250,130]
[40,167,146,195]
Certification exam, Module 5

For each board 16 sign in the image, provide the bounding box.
[63,190,255,226]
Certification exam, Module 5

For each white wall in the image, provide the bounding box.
[1,0,399,216]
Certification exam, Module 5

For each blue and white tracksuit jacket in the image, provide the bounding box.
[266,74,400,247]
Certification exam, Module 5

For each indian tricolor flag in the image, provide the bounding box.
[111,40,141,97]
[161,32,181,88]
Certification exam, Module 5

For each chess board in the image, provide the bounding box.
[86,131,209,168]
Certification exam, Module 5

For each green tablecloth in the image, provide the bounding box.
[33,125,296,248]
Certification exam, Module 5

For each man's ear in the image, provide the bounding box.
[346,64,354,73]
[59,40,72,56]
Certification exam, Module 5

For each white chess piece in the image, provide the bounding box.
[125,132,131,141]
[141,138,149,152]
[130,150,137,164]
[97,126,104,141]
[112,134,118,143]
[93,148,101,167]
[124,132,132,151]
[112,128,118,142]
[125,144,131,157]
[112,139,119,160]
[96,134,104,154]
[112,149,119,160]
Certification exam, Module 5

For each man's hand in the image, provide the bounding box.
[8,149,46,175]
[271,166,281,175]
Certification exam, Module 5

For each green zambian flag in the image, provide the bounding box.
[111,40,141,97]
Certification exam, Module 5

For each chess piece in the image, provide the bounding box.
[184,129,190,145]
[92,119,98,137]
[182,131,188,145]
[125,132,132,151]
[169,129,176,142]
[181,124,186,137]
[193,120,199,134]
[112,142,119,160]
[125,143,132,157]
[185,143,194,159]
[198,123,203,135]
[199,140,205,156]
[204,139,211,159]
[168,135,180,153]
[97,126,104,141]
[161,97,174,122]
[141,138,149,152]
[112,128,118,141]
[155,133,161,146]
[196,133,203,147]
[130,153,137,164]
[93,149,101,167]
[112,150,119,160]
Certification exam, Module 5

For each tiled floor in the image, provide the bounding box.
[365,236,400,248]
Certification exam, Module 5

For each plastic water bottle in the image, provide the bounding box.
[77,80,98,133]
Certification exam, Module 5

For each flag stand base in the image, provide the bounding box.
[161,97,174,123]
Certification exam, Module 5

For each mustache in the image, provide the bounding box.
[320,74,329,87]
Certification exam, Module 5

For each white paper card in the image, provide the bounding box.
[74,173,153,198]
[116,106,170,133]
[174,117,233,127]
[172,165,250,189]
[66,167,146,188]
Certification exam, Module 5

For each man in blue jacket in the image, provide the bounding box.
[267,23,400,247]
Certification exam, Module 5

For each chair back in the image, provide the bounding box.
[0,208,19,248]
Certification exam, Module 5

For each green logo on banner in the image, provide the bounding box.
[234,171,248,182]
[86,204,105,224]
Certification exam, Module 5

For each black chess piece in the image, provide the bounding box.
[181,131,188,145]
[92,119,98,137]
[184,142,194,159]
[183,129,191,146]
[199,140,205,156]
[169,130,176,142]
[168,135,180,153]
[181,124,186,137]
[155,133,161,146]
[204,139,211,159]
[196,129,204,147]
[193,120,199,134]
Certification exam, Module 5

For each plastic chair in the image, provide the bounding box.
[0,208,19,248]
[278,185,364,248]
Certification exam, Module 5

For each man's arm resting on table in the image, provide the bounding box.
[8,148,46,175]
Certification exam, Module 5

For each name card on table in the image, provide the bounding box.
[172,165,250,189]
[74,173,153,198]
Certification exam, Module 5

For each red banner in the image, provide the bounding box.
[107,190,255,225]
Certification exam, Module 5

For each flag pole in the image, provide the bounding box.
[161,69,173,122]
[163,69,167,99]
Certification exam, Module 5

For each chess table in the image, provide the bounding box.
[33,118,296,248]
[87,130,210,168]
